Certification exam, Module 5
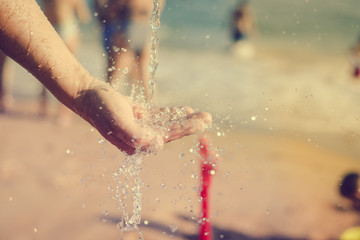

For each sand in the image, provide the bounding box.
[1,99,360,240]
[2,24,360,239]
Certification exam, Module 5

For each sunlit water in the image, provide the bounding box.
[148,0,162,100]
[112,1,164,238]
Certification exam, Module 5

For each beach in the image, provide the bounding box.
[1,100,360,240]
[2,0,360,237]
[1,37,360,239]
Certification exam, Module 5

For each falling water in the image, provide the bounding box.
[113,154,144,239]
[113,1,162,239]
[148,0,162,101]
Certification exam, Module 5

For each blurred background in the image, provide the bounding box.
[1,0,360,239]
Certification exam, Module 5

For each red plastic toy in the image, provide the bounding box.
[198,136,218,240]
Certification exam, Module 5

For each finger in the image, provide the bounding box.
[149,106,194,127]
[152,106,192,115]
[132,103,147,120]
[164,112,212,143]
[183,106,195,114]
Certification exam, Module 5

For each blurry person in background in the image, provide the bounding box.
[41,0,91,125]
[339,172,360,240]
[0,52,14,113]
[339,172,360,211]
[94,0,165,102]
[350,35,360,79]
[0,0,212,155]
[229,0,257,59]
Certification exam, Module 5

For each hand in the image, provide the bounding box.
[75,83,212,155]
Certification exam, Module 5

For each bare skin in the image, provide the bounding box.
[230,2,257,41]
[42,0,90,52]
[0,0,211,155]
[0,51,14,112]
[352,178,360,210]
[39,0,91,124]
[95,0,165,102]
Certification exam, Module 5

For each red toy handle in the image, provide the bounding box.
[198,136,217,240]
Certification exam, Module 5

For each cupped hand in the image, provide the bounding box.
[75,83,212,155]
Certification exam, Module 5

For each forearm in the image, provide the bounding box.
[0,0,94,112]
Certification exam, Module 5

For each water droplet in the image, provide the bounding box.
[160,183,166,189]
[8,196,13,201]
[103,211,109,216]
[191,173,197,179]
[251,116,257,121]
[65,149,71,154]
[112,46,120,52]
[210,170,216,175]
[220,234,224,238]
[144,220,149,225]
[94,12,98,17]
[33,227,37,233]
[98,138,105,144]
[169,224,178,233]
[179,153,185,159]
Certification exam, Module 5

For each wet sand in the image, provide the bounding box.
[1,100,359,240]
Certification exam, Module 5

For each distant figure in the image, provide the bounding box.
[230,0,257,59]
[95,0,165,102]
[350,36,360,79]
[0,52,14,113]
[339,172,360,210]
[41,0,91,125]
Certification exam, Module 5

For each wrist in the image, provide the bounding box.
[72,74,107,120]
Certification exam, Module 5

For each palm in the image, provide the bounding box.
[78,85,211,155]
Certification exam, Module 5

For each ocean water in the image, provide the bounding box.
[158,0,360,53]
[146,0,360,135]
[82,0,360,52]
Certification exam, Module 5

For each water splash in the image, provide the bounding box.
[113,154,144,239]
[111,1,168,238]
[148,0,162,101]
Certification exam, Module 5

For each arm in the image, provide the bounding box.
[0,0,211,154]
